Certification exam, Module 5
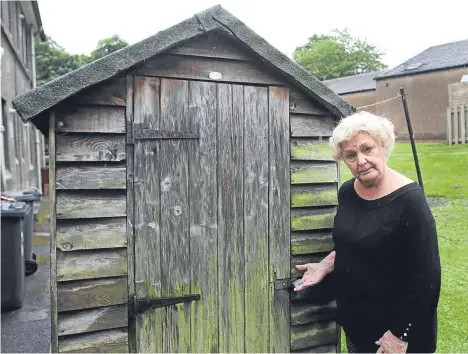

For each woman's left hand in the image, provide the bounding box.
[375,330,408,353]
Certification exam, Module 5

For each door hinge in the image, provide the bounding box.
[273,277,301,291]
[128,294,201,318]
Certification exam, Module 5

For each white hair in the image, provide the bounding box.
[329,111,396,161]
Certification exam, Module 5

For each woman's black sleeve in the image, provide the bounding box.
[389,189,441,341]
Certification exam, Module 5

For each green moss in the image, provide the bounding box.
[291,189,337,207]
[291,144,333,161]
[292,212,335,231]
[291,165,337,184]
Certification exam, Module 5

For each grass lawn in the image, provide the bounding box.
[338,142,468,353]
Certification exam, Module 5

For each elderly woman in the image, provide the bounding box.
[294,112,441,353]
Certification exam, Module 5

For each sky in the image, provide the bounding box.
[37,0,468,70]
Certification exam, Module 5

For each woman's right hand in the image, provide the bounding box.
[293,263,328,291]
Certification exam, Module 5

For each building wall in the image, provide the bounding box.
[375,66,468,140]
[1,1,45,192]
[342,90,377,114]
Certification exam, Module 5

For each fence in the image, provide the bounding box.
[447,104,467,145]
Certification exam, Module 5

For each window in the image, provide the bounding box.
[2,99,10,170]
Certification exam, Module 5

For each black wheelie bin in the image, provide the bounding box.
[1,200,30,311]
[2,190,41,276]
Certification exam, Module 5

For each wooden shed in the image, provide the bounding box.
[13,5,354,353]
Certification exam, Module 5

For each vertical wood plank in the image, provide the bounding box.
[49,111,58,353]
[160,78,191,352]
[244,85,269,352]
[268,86,291,352]
[447,107,452,145]
[217,84,245,352]
[132,76,163,353]
[188,81,218,352]
[460,105,466,144]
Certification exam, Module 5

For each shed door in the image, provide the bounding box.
[131,76,290,353]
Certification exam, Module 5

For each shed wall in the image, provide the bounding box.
[49,32,341,353]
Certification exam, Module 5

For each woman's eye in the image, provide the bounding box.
[346,153,356,160]
[365,147,372,153]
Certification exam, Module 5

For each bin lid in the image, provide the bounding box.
[2,190,39,202]
[1,201,31,218]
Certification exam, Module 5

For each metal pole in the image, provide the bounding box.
[399,87,424,192]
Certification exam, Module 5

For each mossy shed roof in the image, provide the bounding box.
[13,5,355,134]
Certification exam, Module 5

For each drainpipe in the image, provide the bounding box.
[31,26,43,193]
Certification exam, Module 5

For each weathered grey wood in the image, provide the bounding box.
[49,112,59,352]
[59,328,128,353]
[291,207,337,231]
[291,321,337,350]
[72,76,127,106]
[159,78,191,352]
[291,114,335,137]
[133,127,199,140]
[188,80,218,351]
[291,139,334,161]
[55,106,125,133]
[58,305,128,336]
[125,74,136,353]
[289,88,330,115]
[167,31,251,60]
[292,344,337,353]
[291,301,337,325]
[244,85,269,352]
[291,162,338,184]
[57,277,127,312]
[57,249,127,281]
[268,86,291,352]
[56,134,126,162]
[56,164,126,190]
[217,84,245,353]
[133,75,163,354]
[291,231,334,255]
[56,191,126,219]
[56,218,127,251]
[291,184,338,208]
[134,54,285,86]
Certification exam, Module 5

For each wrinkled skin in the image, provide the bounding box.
[376,330,409,353]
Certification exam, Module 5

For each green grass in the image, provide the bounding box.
[338,142,468,353]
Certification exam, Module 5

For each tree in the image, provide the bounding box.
[89,35,129,61]
[35,34,129,86]
[35,37,88,86]
[293,29,387,81]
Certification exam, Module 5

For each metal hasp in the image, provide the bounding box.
[128,123,200,144]
[273,277,301,290]
[129,294,201,318]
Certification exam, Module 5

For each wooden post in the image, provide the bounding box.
[454,106,459,145]
[447,107,452,145]
[461,104,466,144]
[399,87,424,192]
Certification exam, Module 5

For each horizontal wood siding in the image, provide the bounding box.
[56,191,126,219]
[167,31,252,60]
[133,54,286,86]
[291,321,337,350]
[59,328,128,353]
[58,305,128,336]
[56,164,126,190]
[53,79,129,352]
[288,95,339,351]
[57,277,128,312]
[57,249,127,281]
[56,218,127,251]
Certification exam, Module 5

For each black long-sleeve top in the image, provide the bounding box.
[332,179,441,353]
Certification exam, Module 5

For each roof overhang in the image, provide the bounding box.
[13,5,355,132]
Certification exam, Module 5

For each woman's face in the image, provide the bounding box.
[341,132,387,187]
